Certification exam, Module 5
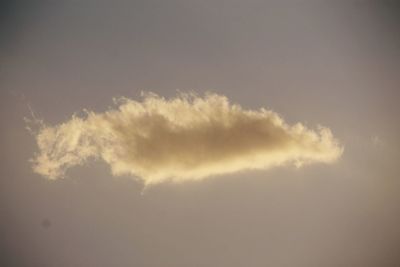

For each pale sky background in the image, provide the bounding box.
[1,0,400,266]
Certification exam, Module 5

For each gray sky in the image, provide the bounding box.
[1,0,400,266]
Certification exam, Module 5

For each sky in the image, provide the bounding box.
[1,0,400,266]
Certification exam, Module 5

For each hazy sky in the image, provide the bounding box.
[1,1,400,266]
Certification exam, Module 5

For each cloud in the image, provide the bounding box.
[29,92,343,185]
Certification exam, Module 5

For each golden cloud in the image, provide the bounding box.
[29,92,343,185]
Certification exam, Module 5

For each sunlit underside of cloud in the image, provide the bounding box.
[29,92,343,185]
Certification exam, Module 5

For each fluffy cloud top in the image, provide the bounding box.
[29,92,343,185]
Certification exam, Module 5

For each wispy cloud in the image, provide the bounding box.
[28,92,343,185]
